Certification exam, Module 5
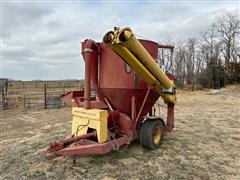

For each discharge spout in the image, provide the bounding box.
[103,31,115,44]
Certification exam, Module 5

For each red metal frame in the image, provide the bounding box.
[165,103,174,132]
[133,87,151,136]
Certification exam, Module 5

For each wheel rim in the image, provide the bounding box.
[153,126,161,144]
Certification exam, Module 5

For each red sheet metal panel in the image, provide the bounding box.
[98,39,160,116]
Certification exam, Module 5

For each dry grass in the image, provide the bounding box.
[1,86,240,179]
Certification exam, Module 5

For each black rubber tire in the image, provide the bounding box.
[140,120,164,149]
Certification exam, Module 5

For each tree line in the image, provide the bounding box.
[159,12,240,90]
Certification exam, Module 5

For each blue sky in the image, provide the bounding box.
[1,0,239,80]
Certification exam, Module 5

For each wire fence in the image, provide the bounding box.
[4,82,84,110]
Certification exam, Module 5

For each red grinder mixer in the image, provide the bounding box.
[46,27,176,159]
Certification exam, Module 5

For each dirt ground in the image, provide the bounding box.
[1,86,240,180]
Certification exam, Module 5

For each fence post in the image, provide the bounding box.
[23,94,26,108]
[44,84,47,109]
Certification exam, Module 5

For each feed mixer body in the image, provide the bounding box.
[46,28,176,159]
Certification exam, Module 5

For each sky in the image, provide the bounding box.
[1,0,239,80]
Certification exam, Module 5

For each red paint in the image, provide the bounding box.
[46,132,97,159]
[81,40,98,109]
[131,95,136,123]
[134,88,151,133]
[61,91,96,107]
[165,103,175,132]
[47,136,128,157]
[158,44,174,51]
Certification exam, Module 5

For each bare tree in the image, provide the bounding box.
[158,37,175,74]
[185,38,198,91]
[200,24,223,88]
[171,12,239,89]
[216,13,240,66]
[174,42,187,89]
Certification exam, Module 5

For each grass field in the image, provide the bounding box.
[1,86,240,179]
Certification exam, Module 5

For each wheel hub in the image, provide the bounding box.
[153,127,161,144]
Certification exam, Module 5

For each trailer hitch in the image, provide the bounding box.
[46,132,97,159]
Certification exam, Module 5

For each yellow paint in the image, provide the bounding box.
[71,107,108,143]
[118,28,174,90]
[161,94,176,104]
[153,127,161,144]
[109,43,161,92]
[109,43,176,104]
[103,27,176,104]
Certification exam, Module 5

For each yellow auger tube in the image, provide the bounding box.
[118,28,174,90]
[103,36,175,103]
[108,43,161,92]
[109,44,175,103]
